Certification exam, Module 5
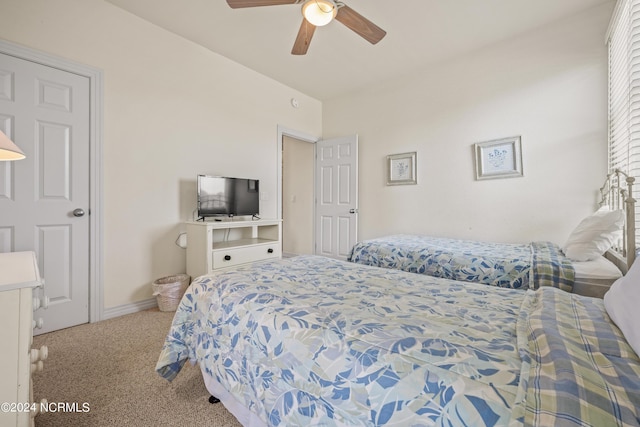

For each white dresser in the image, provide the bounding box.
[0,251,48,427]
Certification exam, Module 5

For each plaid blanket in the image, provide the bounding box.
[348,235,575,291]
[530,241,574,292]
[514,288,640,426]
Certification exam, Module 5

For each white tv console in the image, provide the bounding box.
[185,218,282,278]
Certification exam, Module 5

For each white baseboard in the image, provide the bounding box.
[103,297,158,320]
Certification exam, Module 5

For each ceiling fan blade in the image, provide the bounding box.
[226,0,298,8]
[292,18,316,55]
[335,4,386,45]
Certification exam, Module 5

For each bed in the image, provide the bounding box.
[347,236,574,291]
[156,255,640,426]
[348,170,636,295]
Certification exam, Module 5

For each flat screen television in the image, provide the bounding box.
[197,175,260,219]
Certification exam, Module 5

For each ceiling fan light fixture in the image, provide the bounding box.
[302,0,337,27]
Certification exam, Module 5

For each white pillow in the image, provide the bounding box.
[563,208,624,262]
[604,259,640,357]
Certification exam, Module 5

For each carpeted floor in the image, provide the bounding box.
[32,308,242,427]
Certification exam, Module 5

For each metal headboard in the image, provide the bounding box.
[599,169,636,271]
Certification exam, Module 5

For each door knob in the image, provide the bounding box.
[349,208,359,214]
[73,208,85,217]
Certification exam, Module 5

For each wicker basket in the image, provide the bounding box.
[152,274,191,312]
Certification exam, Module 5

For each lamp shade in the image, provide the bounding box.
[302,0,337,27]
[0,130,25,161]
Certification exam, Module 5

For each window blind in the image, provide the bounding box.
[608,0,640,242]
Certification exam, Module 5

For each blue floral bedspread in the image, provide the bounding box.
[156,256,639,426]
[347,235,574,291]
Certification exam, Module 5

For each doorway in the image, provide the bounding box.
[277,127,359,260]
[282,135,315,256]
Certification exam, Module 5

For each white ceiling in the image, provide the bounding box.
[105,0,614,101]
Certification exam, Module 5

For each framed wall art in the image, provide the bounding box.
[387,152,417,185]
[474,136,523,180]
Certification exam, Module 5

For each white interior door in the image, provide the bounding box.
[0,52,90,334]
[315,135,358,259]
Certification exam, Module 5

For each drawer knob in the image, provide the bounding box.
[267,248,274,253]
[30,345,48,363]
[32,318,44,329]
[33,296,50,311]
[31,399,48,417]
[224,255,231,261]
[31,360,44,374]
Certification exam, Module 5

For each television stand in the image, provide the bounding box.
[185,219,282,278]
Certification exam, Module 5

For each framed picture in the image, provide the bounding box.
[474,136,523,180]
[387,152,417,185]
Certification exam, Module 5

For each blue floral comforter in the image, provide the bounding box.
[347,235,574,291]
[156,256,639,427]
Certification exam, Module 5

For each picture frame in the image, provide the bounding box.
[387,152,417,185]
[474,136,523,180]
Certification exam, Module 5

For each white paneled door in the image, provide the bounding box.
[0,52,90,334]
[315,135,358,259]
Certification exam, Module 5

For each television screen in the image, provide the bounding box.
[197,175,259,218]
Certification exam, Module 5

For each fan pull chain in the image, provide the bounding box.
[313,0,334,14]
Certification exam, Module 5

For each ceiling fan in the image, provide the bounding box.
[226,0,387,55]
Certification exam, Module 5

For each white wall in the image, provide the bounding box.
[0,0,322,309]
[323,4,613,245]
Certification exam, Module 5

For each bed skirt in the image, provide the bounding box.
[200,364,267,427]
